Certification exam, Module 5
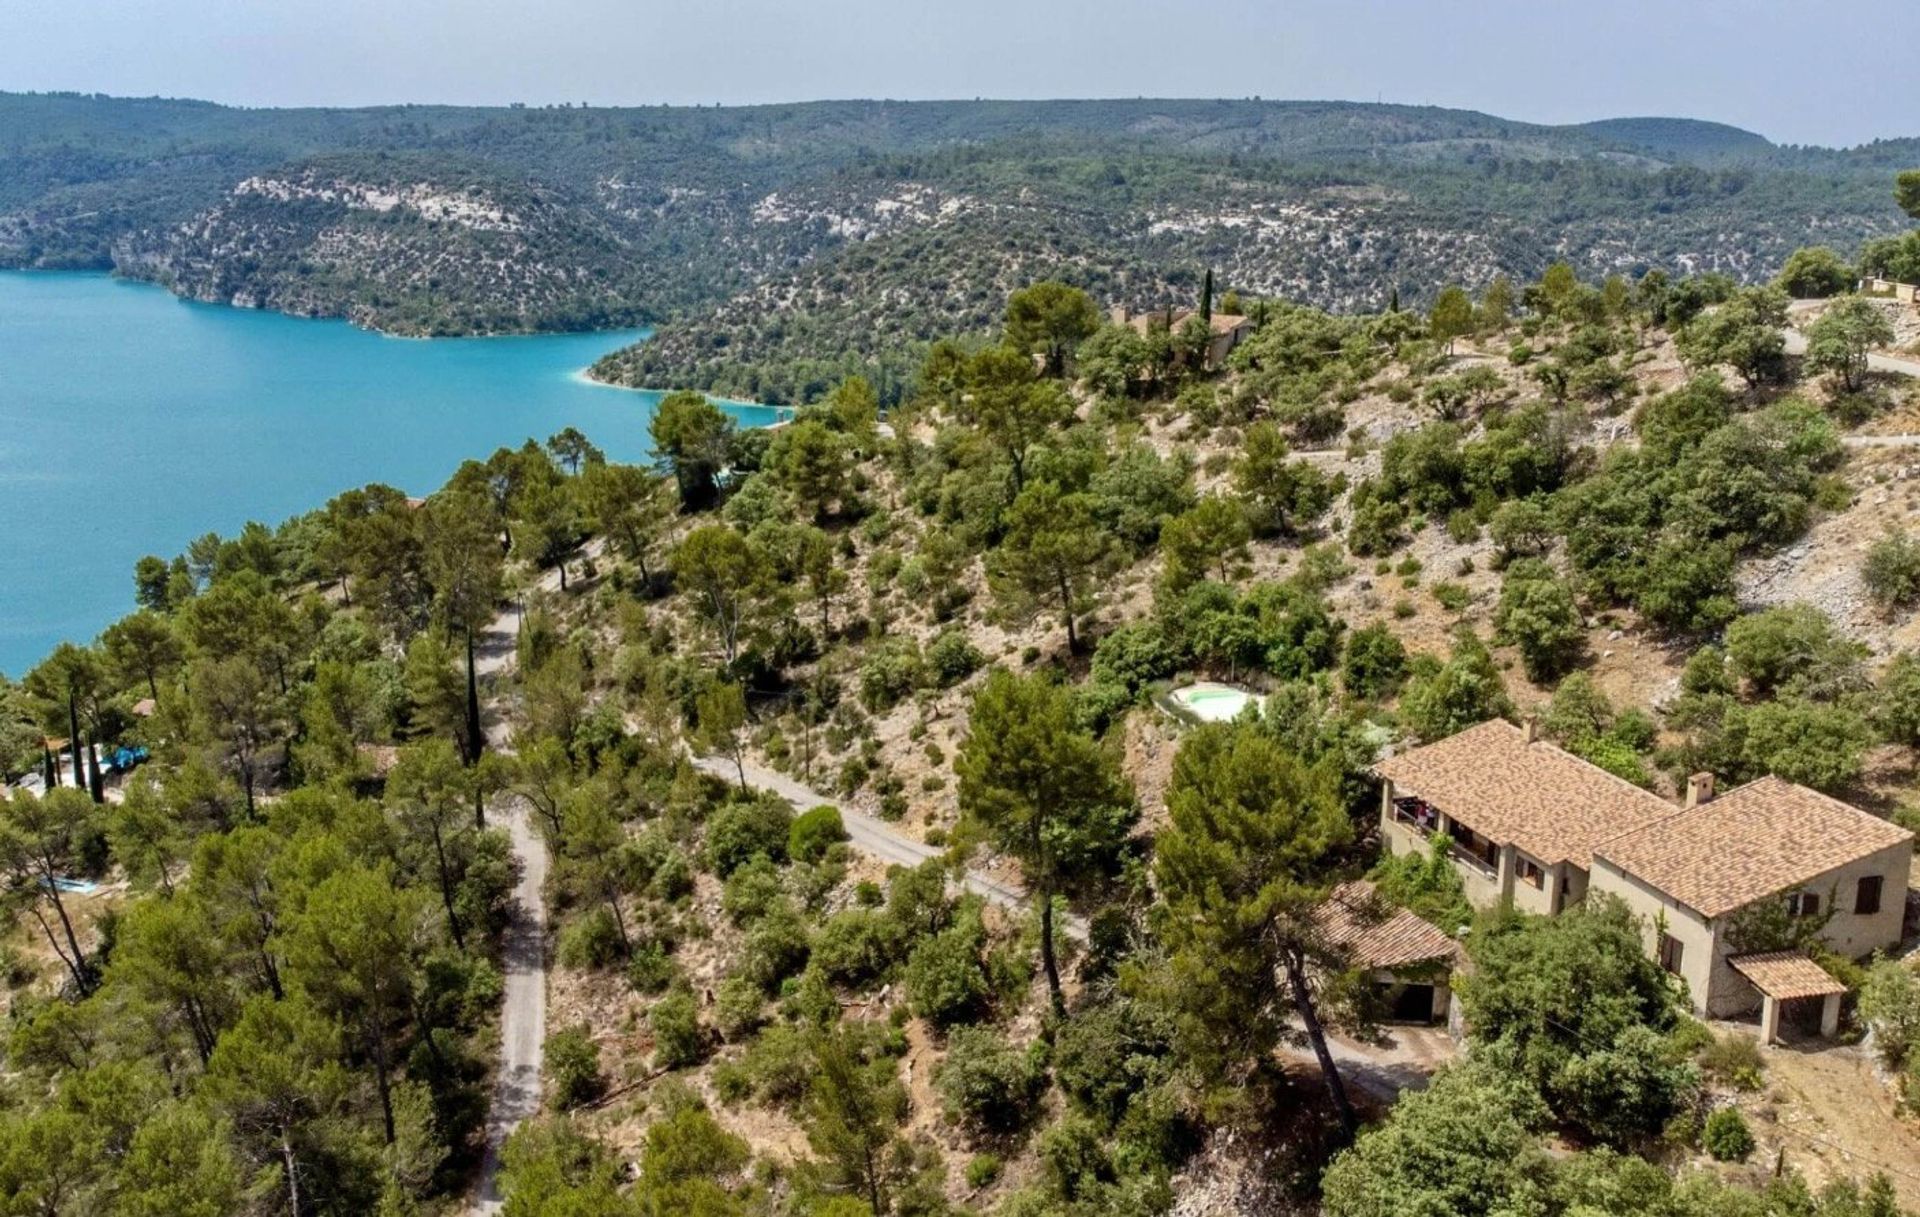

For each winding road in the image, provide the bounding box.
[688,753,1086,940]
[1783,325,1920,379]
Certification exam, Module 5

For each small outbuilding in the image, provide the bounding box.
[1313,881,1462,1025]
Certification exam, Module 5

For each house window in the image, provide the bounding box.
[1786,891,1820,918]
[1657,934,1684,975]
[1516,856,1545,889]
[1855,875,1884,916]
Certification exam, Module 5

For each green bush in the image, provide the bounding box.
[788,805,848,863]
[927,629,986,686]
[1864,532,1920,614]
[706,793,793,876]
[1703,1108,1755,1161]
[965,1153,1003,1189]
[739,1023,815,1107]
[1090,620,1178,694]
[650,988,707,1070]
[811,908,903,987]
[1037,1113,1113,1201]
[1431,581,1471,613]
[545,1024,603,1109]
[714,975,765,1042]
[859,636,925,712]
[1698,1033,1765,1092]
[721,855,785,924]
[740,906,811,993]
[1342,623,1408,700]
[936,1025,1045,1135]
[627,940,678,994]
[556,906,628,970]
[904,915,992,1027]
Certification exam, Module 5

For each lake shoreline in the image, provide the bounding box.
[0,270,776,676]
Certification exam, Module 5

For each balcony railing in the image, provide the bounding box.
[1449,839,1499,878]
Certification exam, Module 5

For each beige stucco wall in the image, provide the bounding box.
[1786,843,1912,958]
[1589,857,1719,1012]
[1593,843,1913,1017]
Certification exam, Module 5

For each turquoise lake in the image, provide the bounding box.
[0,271,779,676]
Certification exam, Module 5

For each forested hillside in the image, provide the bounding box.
[1,92,1914,353]
[8,205,1920,1212]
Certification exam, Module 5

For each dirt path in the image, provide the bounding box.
[689,753,1086,940]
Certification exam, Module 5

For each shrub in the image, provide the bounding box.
[627,941,678,994]
[1494,561,1585,682]
[1858,957,1920,1074]
[1703,1108,1755,1161]
[714,976,765,1042]
[651,848,694,901]
[556,906,628,970]
[722,855,785,924]
[965,1153,1003,1189]
[1488,498,1554,559]
[927,629,986,686]
[1091,620,1178,695]
[740,906,811,993]
[650,988,706,1070]
[1698,1033,1765,1092]
[706,793,793,876]
[1342,623,1408,700]
[1052,996,1179,1127]
[545,1024,603,1109]
[904,915,992,1027]
[739,1024,815,1107]
[1037,1113,1112,1201]
[788,805,848,863]
[936,1025,1046,1135]
[1864,532,1920,614]
[811,908,903,987]
[859,637,925,712]
[1431,581,1471,613]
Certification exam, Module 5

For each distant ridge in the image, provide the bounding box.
[1575,116,1776,162]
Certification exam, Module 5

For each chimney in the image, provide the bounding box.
[1521,715,1539,744]
[1686,772,1715,809]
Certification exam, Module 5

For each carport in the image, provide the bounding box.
[1729,951,1845,1045]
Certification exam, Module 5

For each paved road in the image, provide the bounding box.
[472,797,548,1214]
[689,754,1086,941]
[470,555,578,1214]
[1784,326,1920,378]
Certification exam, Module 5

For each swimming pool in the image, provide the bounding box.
[1166,682,1264,724]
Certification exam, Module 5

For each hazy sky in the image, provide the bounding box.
[2,0,1907,147]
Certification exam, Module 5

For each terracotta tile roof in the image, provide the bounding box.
[1594,776,1912,918]
[1313,881,1461,970]
[1375,720,1671,867]
[1729,951,1847,1001]
[1121,310,1248,337]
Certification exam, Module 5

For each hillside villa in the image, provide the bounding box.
[1110,305,1252,369]
[1376,719,1914,1040]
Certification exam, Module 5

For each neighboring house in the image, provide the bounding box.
[1376,719,1915,1035]
[1110,305,1252,369]
[1859,277,1918,306]
[1312,879,1462,1025]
